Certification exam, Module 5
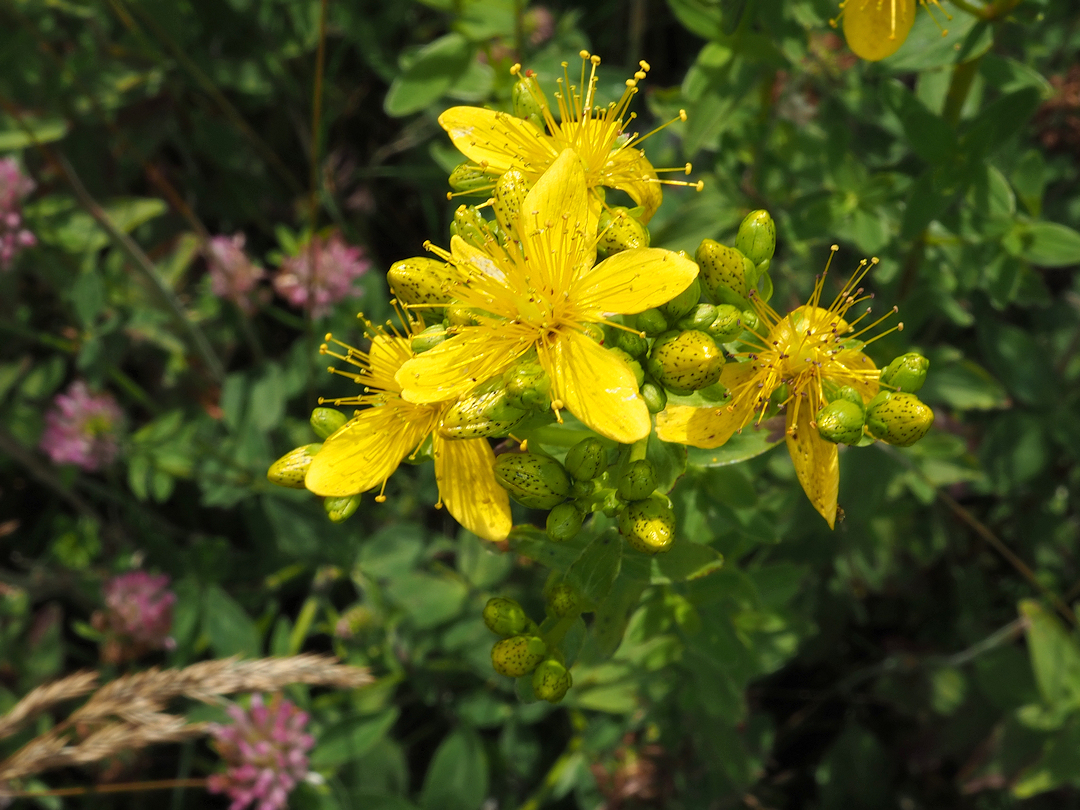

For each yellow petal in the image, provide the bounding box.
[842,0,916,62]
[604,148,662,224]
[541,330,650,444]
[785,398,839,529]
[519,149,593,290]
[396,329,529,404]
[836,348,881,401]
[655,403,749,448]
[438,107,553,176]
[434,434,512,542]
[305,401,436,496]
[573,248,699,316]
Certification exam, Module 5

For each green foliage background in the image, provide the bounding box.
[1,0,1080,807]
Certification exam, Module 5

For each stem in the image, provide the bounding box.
[541,611,581,649]
[6,778,208,799]
[942,57,982,128]
[516,735,583,810]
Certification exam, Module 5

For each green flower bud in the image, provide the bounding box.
[618,495,676,554]
[614,328,648,357]
[816,399,866,445]
[494,453,572,509]
[512,72,548,122]
[447,304,481,327]
[546,502,585,542]
[387,257,459,306]
[532,659,572,703]
[740,309,759,333]
[564,437,606,481]
[609,346,645,387]
[441,378,528,439]
[866,391,934,447]
[493,169,533,235]
[598,207,650,254]
[411,323,448,354]
[647,330,725,392]
[660,277,701,321]
[546,583,581,618]
[453,205,497,249]
[617,459,658,501]
[641,381,667,414]
[449,163,492,195]
[880,352,930,394]
[310,407,348,439]
[637,308,669,336]
[823,383,864,406]
[491,634,547,677]
[706,304,744,342]
[582,323,605,343]
[324,494,361,523]
[267,443,322,489]
[571,477,598,499]
[677,303,718,332]
[503,362,552,410]
[735,210,776,267]
[695,239,748,304]
[483,596,530,637]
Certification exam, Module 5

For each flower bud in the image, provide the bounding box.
[483,596,530,637]
[387,257,459,306]
[564,438,606,481]
[618,495,676,554]
[647,330,725,392]
[740,308,759,333]
[636,308,669,336]
[503,361,552,410]
[609,346,645,387]
[640,381,667,414]
[571,477,598,499]
[598,207,650,254]
[735,210,776,267]
[880,352,929,394]
[824,383,864,406]
[493,169,533,234]
[582,323,605,343]
[865,391,935,447]
[447,304,481,327]
[324,494,361,523]
[695,239,747,304]
[660,277,701,322]
[512,73,548,123]
[441,378,527,439]
[411,323,448,354]
[617,459,658,502]
[532,659,572,703]
[546,584,581,618]
[677,303,718,332]
[267,443,322,489]
[310,407,348,439]
[494,453,572,510]
[600,489,624,518]
[815,399,865,445]
[546,502,585,542]
[491,634,547,677]
[449,163,492,195]
[453,205,497,249]
[706,304,744,342]
[614,328,648,357]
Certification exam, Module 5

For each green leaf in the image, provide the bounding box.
[880,80,956,164]
[566,530,622,606]
[203,585,261,658]
[918,357,1007,410]
[1010,221,1080,268]
[507,524,591,572]
[686,424,782,467]
[1019,601,1080,712]
[647,432,687,494]
[1011,718,1080,798]
[961,87,1042,158]
[384,33,473,117]
[419,727,489,810]
[248,363,286,431]
[666,0,724,41]
[0,116,69,150]
[882,11,992,72]
[652,542,723,583]
[456,531,513,589]
[310,709,400,769]
[384,573,469,630]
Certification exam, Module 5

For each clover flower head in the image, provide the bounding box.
[658,247,901,527]
[208,694,315,810]
[523,6,555,46]
[39,381,124,471]
[207,233,266,311]
[0,157,37,271]
[273,231,370,318]
[97,570,176,659]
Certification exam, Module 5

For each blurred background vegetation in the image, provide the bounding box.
[2,0,1080,807]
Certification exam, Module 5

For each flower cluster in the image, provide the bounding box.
[39,381,124,471]
[273,230,370,318]
[208,694,315,810]
[92,570,176,663]
[207,233,266,312]
[0,157,37,271]
[266,52,935,696]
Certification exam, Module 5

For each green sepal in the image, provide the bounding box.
[310,407,347,439]
[324,494,361,523]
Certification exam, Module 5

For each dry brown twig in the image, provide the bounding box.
[0,654,371,793]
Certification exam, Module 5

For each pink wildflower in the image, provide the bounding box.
[208,694,316,810]
[0,158,37,271]
[523,6,555,46]
[272,231,370,319]
[93,571,176,663]
[39,381,124,472]
[206,233,266,312]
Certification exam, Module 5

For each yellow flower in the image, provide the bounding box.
[656,249,897,528]
[304,321,512,542]
[439,51,696,223]
[395,148,699,445]
[835,0,948,62]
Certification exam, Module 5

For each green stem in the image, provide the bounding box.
[942,56,982,127]
[541,611,581,649]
